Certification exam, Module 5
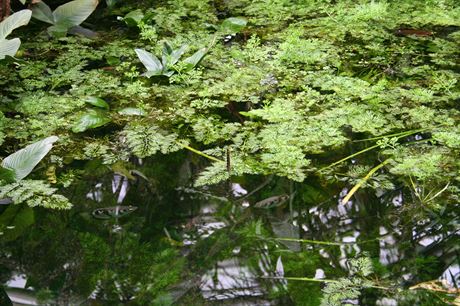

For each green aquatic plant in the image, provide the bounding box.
[135,41,207,78]
[73,97,111,133]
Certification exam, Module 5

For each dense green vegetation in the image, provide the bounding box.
[0,0,459,305]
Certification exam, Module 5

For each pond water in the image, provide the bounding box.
[1,153,458,305]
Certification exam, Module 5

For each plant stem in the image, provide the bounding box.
[175,142,224,163]
[341,159,390,204]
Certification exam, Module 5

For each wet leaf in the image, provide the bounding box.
[72,111,111,133]
[85,96,110,109]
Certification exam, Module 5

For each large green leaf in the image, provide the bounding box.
[0,38,21,59]
[0,10,32,41]
[53,0,99,28]
[72,111,111,133]
[85,96,110,109]
[31,2,55,24]
[220,17,247,34]
[1,136,59,181]
[123,9,144,27]
[135,48,163,77]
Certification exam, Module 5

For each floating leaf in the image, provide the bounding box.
[0,10,32,40]
[72,111,111,133]
[118,107,146,116]
[135,48,163,77]
[1,136,59,181]
[85,96,110,109]
[220,17,247,34]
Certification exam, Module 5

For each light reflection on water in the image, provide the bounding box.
[2,170,459,305]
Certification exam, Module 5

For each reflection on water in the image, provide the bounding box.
[0,157,458,305]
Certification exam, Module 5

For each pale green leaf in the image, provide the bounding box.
[0,10,32,40]
[1,136,59,181]
[0,38,21,59]
[53,0,99,28]
[135,48,163,76]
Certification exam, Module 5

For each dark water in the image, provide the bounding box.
[1,154,458,305]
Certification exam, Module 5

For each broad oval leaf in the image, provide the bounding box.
[1,136,59,181]
[118,107,146,116]
[183,48,207,71]
[31,2,55,24]
[0,38,21,59]
[220,17,247,34]
[0,10,32,41]
[53,0,99,28]
[123,9,144,27]
[72,111,111,133]
[85,96,110,109]
[135,48,163,76]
